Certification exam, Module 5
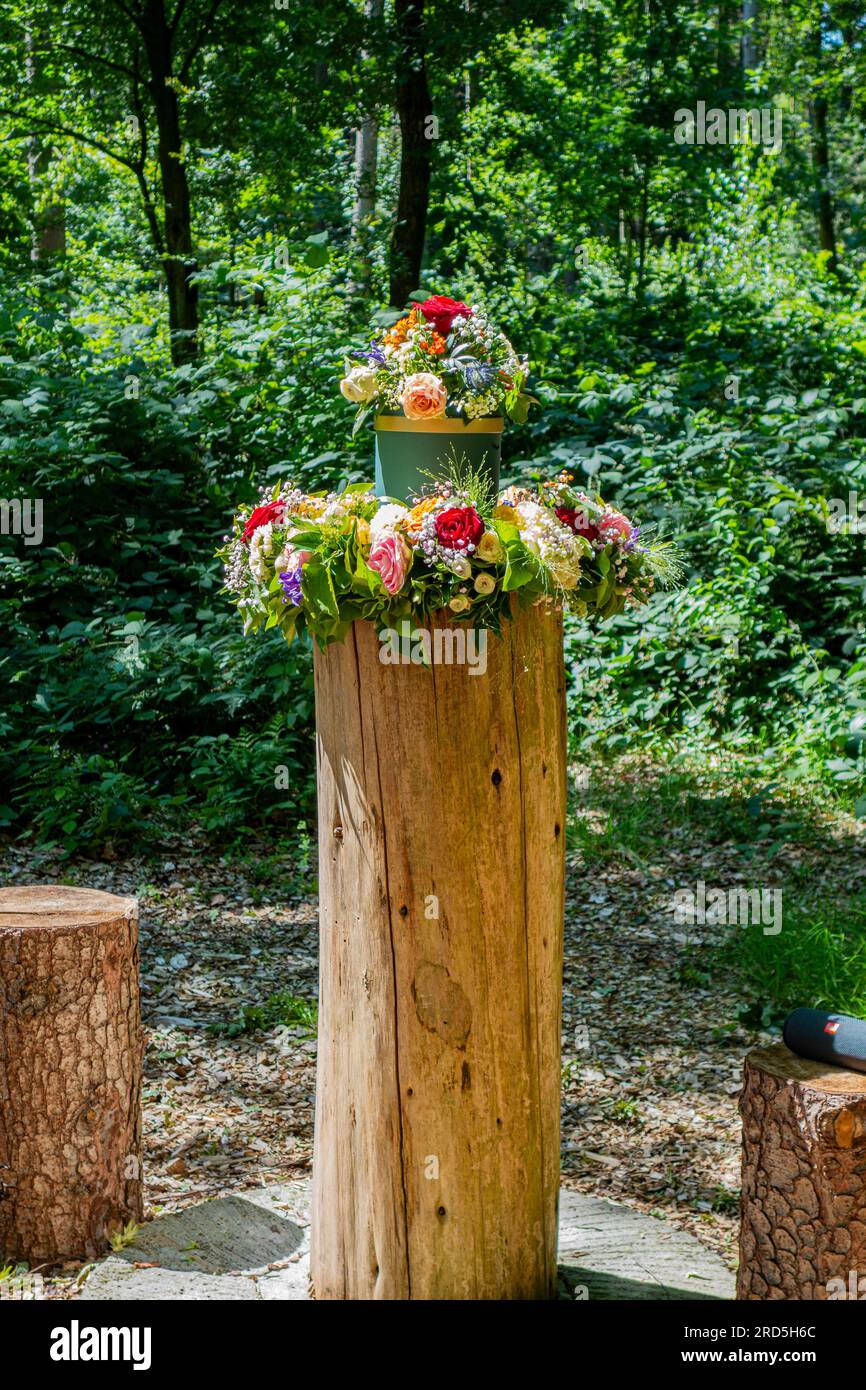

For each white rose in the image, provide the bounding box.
[250,524,273,581]
[340,364,378,403]
[369,503,409,544]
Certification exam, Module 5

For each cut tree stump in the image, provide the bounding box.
[0,886,143,1264]
[311,603,566,1299]
[738,1042,866,1300]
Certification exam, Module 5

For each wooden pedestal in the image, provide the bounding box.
[310,603,566,1299]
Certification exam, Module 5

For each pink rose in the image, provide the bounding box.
[399,372,447,420]
[598,511,632,541]
[285,547,312,571]
[367,534,410,595]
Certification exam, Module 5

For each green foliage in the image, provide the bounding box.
[723,895,866,1020]
[0,301,328,848]
[221,990,318,1039]
[108,1220,141,1252]
[0,1,864,846]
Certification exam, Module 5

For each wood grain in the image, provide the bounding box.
[738,1043,866,1299]
[310,602,566,1299]
[0,885,143,1264]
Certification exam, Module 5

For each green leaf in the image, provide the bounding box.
[507,392,533,425]
[301,561,339,618]
[307,241,330,268]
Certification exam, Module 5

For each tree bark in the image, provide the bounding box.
[349,0,384,297]
[0,886,143,1265]
[25,27,65,261]
[808,92,838,273]
[389,0,433,308]
[27,142,66,262]
[741,0,758,75]
[738,1043,866,1300]
[352,114,378,232]
[140,0,200,362]
[310,603,566,1299]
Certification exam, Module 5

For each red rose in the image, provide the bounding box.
[434,505,484,551]
[556,506,598,542]
[242,499,285,543]
[419,295,471,337]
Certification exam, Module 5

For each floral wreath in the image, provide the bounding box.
[220,461,683,649]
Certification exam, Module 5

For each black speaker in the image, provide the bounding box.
[783,1007,866,1074]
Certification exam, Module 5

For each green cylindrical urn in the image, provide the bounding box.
[374,415,503,501]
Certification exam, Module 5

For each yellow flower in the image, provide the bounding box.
[476,531,504,562]
[474,573,496,595]
[449,594,471,613]
[354,517,371,550]
[493,503,517,523]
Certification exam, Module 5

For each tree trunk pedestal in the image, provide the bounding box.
[311,606,566,1299]
[738,1042,866,1300]
[0,886,143,1265]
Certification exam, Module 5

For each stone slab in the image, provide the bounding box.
[80,1182,734,1301]
[558,1190,734,1300]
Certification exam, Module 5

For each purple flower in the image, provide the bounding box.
[350,339,386,366]
[623,524,646,554]
[279,569,303,606]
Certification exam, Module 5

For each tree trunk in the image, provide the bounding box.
[636,161,650,294]
[352,115,378,230]
[738,1043,866,1300]
[741,0,758,75]
[389,0,433,308]
[27,142,66,261]
[141,0,199,362]
[349,0,383,297]
[0,886,143,1265]
[25,27,65,261]
[310,604,566,1299]
[808,93,838,273]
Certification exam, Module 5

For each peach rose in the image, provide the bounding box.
[399,372,447,420]
[367,534,411,595]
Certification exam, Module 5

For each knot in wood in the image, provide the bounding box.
[412,962,472,1049]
